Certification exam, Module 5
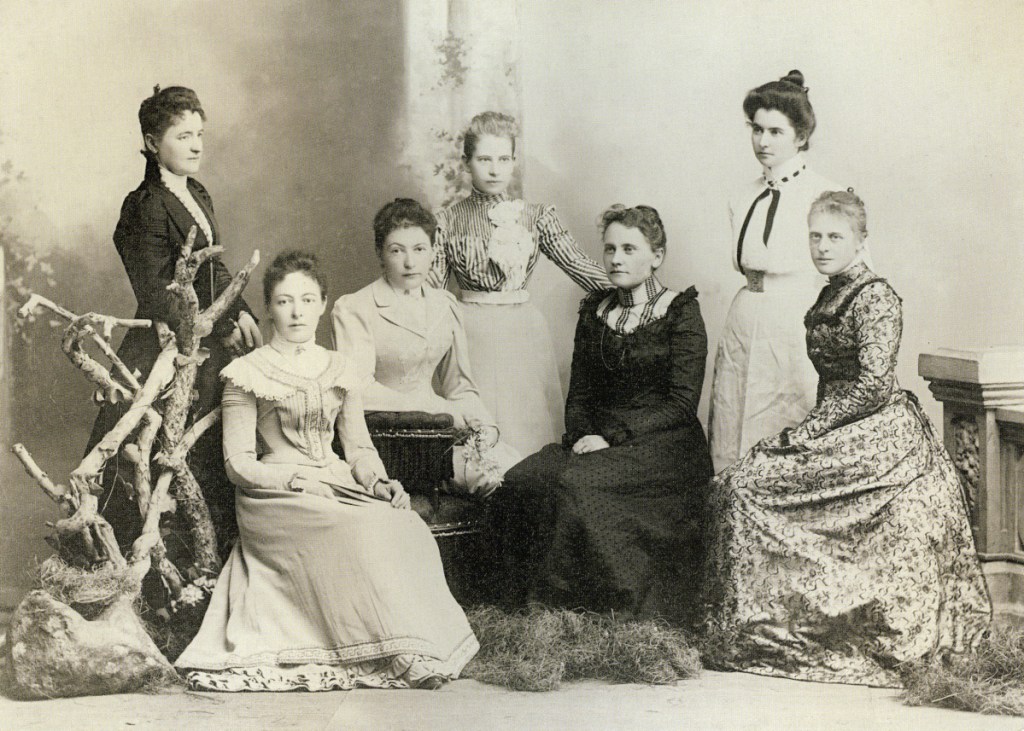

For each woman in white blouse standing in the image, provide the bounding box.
[428,112,610,455]
[709,70,845,472]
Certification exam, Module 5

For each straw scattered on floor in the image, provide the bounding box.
[901,624,1024,717]
[463,604,702,692]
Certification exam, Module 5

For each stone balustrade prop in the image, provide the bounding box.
[919,347,1024,623]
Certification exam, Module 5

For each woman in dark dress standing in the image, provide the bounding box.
[86,86,260,552]
[492,205,712,620]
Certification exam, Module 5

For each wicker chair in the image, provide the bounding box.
[341,411,490,602]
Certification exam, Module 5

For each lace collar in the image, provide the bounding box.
[617,275,664,307]
[221,344,356,401]
[268,332,317,357]
[762,154,807,188]
[469,187,510,205]
[158,165,191,194]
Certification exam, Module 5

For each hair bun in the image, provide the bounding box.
[153,84,161,95]
[781,70,808,93]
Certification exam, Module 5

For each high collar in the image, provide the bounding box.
[617,275,664,307]
[269,331,318,357]
[371,276,425,307]
[469,186,510,204]
[159,165,191,195]
[762,154,807,188]
[828,261,869,286]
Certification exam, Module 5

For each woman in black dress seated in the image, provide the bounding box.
[703,191,991,687]
[491,204,712,619]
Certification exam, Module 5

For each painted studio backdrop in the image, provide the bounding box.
[1,0,1022,607]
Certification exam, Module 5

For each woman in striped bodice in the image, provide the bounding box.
[427,112,610,454]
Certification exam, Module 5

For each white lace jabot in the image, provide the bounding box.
[159,166,214,245]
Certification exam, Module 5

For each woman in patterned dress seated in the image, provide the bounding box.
[428,112,611,456]
[174,251,478,692]
[490,205,712,620]
[703,191,991,687]
[332,198,519,496]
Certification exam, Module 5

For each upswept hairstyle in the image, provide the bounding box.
[742,70,816,150]
[809,190,868,240]
[139,85,205,144]
[372,198,437,256]
[462,111,519,158]
[598,204,667,253]
[262,250,327,306]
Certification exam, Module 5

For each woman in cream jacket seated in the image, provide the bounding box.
[332,198,519,496]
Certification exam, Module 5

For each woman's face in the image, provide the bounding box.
[380,225,433,292]
[749,108,805,169]
[808,210,864,276]
[146,110,204,177]
[269,271,326,343]
[464,134,515,195]
[603,222,664,290]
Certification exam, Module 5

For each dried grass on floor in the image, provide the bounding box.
[463,605,702,692]
[36,555,140,619]
[901,624,1024,717]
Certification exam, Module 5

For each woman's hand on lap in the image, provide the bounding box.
[572,434,610,454]
[374,478,410,510]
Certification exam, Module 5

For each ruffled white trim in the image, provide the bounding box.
[221,347,360,401]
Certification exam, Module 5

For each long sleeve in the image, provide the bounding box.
[563,300,601,446]
[337,386,389,488]
[535,205,611,292]
[114,193,184,329]
[790,282,902,442]
[600,297,708,446]
[221,383,296,491]
[434,301,493,427]
[426,220,452,289]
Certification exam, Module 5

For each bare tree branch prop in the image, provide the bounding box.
[72,339,178,492]
[11,443,74,511]
[121,409,163,515]
[61,321,135,404]
[18,294,151,395]
[198,249,260,339]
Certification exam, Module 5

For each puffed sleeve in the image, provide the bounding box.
[599,291,707,446]
[435,295,494,427]
[562,294,604,446]
[113,191,184,329]
[426,215,452,289]
[788,282,902,443]
[535,205,611,292]
[221,383,296,491]
[337,386,389,489]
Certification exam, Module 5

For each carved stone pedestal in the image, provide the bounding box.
[919,347,1024,623]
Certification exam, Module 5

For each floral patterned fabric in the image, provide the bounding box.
[703,263,992,687]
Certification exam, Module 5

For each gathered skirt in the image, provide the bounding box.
[709,279,821,473]
[703,391,991,687]
[492,424,712,620]
[175,486,478,691]
[459,297,563,456]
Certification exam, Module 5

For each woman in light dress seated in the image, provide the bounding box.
[174,251,478,691]
[332,198,519,496]
[703,192,991,687]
